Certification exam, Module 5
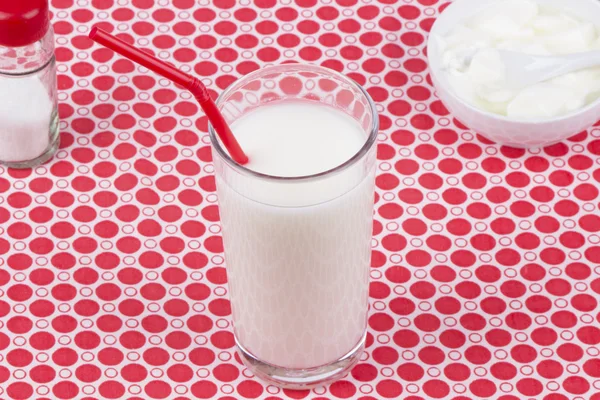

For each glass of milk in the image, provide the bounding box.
[209,64,378,388]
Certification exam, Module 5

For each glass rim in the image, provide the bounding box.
[208,63,379,183]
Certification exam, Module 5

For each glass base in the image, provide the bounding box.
[236,335,365,389]
[0,116,59,169]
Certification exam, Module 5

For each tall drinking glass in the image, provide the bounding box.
[209,64,378,388]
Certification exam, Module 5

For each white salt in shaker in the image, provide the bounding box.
[0,0,59,168]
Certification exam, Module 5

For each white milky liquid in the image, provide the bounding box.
[233,102,366,177]
[215,101,375,369]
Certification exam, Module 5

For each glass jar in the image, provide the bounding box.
[0,1,59,168]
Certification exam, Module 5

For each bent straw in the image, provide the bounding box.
[89,27,249,165]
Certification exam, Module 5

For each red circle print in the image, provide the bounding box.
[422,380,450,398]
[7,383,33,400]
[2,1,600,398]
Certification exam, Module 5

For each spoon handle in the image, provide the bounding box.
[541,51,600,80]
[564,51,600,72]
[512,51,600,89]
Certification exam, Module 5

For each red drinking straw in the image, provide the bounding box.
[89,27,249,165]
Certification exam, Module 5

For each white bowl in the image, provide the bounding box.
[427,0,600,148]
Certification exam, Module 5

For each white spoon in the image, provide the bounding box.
[461,48,600,89]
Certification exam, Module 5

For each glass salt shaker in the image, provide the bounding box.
[0,0,59,168]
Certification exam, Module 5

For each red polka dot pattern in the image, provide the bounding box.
[0,0,599,399]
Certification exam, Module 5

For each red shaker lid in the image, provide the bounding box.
[0,0,50,47]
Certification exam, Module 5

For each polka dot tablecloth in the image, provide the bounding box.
[1,0,600,399]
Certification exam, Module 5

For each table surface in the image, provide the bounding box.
[1,0,600,399]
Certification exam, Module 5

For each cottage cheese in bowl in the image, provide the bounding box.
[435,0,600,121]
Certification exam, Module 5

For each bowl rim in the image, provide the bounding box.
[427,0,600,125]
